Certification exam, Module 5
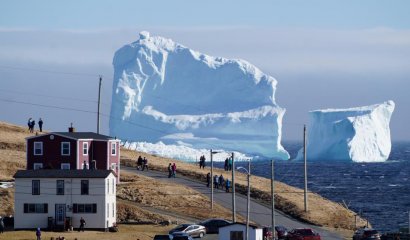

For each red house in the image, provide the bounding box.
[26,128,121,180]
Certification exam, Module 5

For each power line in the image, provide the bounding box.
[0,64,99,77]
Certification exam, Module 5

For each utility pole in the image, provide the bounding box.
[210,149,214,210]
[271,160,276,240]
[246,159,251,240]
[231,152,236,222]
[97,75,102,134]
[304,124,308,212]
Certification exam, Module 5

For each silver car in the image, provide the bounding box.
[169,224,206,238]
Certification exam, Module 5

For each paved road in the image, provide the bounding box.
[122,167,345,240]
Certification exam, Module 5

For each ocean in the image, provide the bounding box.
[215,141,410,232]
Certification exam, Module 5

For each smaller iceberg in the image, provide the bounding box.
[295,101,395,162]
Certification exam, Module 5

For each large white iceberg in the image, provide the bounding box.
[109,31,289,160]
[295,101,395,162]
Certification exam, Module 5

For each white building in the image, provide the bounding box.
[219,223,263,240]
[14,169,117,230]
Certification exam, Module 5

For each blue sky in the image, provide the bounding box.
[0,1,409,142]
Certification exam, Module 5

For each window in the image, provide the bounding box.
[32,180,40,195]
[33,163,43,170]
[24,203,48,213]
[230,231,244,240]
[107,203,109,217]
[56,180,64,195]
[111,142,116,155]
[61,163,70,170]
[83,142,88,155]
[61,142,70,155]
[34,142,43,155]
[107,179,109,194]
[112,202,115,217]
[72,203,97,213]
[81,180,89,195]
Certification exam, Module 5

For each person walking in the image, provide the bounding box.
[27,118,32,132]
[142,157,148,171]
[201,155,206,169]
[206,172,211,187]
[38,118,43,132]
[228,157,233,171]
[79,217,86,232]
[0,216,4,234]
[30,119,36,133]
[36,227,41,240]
[171,163,177,177]
[168,163,172,178]
[224,158,228,171]
[213,174,219,189]
[219,174,224,189]
[225,179,230,193]
[137,156,143,170]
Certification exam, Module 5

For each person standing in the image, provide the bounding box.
[213,174,219,189]
[38,118,43,132]
[206,172,211,187]
[142,157,148,171]
[31,119,36,133]
[0,216,4,234]
[168,163,172,178]
[137,156,143,170]
[36,227,41,240]
[225,179,230,193]
[202,155,206,169]
[79,217,86,232]
[224,158,228,171]
[27,118,32,132]
[219,174,224,189]
[228,157,233,171]
[171,163,177,177]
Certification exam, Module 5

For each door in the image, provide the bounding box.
[55,204,66,226]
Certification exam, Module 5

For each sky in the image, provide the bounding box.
[0,0,409,141]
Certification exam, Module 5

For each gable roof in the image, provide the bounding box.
[26,132,118,141]
[14,169,116,179]
[220,222,262,229]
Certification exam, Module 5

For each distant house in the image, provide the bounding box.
[26,127,121,180]
[14,169,117,230]
[219,222,263,240]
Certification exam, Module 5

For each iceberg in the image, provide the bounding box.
[295,101,395,162]
[109,31,289,160]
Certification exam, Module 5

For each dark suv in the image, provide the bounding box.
[353,228,381,240]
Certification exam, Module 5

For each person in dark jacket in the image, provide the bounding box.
[225,179,230,193]
[36,227,41,240]
[38,118,43,132]
[137,156,143,170]
[206,172,211,187]
[224,158,228,171]
[142,157,148,171]
[213,174,219,189]
[79,217,86,232]
[168,163,172,178]
[219,174,224,189]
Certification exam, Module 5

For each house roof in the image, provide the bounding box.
[220,222,263,229]
[26,132,118,141]
[14,169,116,179]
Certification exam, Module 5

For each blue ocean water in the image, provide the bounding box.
[216,141,410,231]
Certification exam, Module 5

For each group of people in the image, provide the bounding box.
[206,173,231,193]
[199,155,206,169]
[168,163,177,178]
[224,157,233,171]
[28,117,44,133]
[34,217,85,240]
[136,156,149,171]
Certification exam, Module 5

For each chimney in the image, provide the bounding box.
[68,123,75,133]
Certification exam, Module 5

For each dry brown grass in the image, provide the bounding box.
[121,149,368,230]
[0,224,174,240]
[118,172,243,221]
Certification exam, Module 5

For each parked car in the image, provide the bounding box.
[197,218,231,234]
[275,225,289,239]
[287,228,321,240]
[169,224,206,238]
[172,233,194,240]
[353,228,381,240]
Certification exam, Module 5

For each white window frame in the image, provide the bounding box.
[33,163,43,170]
[61,163,70,170]
[112,202,114,218]
[61,142,70,156]
[110,142,116,156]
[34,142,43,156]
[83,142,88,155]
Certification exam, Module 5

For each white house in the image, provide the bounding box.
[14,169,117,230]
[219,223,263,240]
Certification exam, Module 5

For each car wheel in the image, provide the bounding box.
[199,232,204,238]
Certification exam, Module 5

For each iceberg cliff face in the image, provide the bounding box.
[296,101,395,162]
[109,31,290,160]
